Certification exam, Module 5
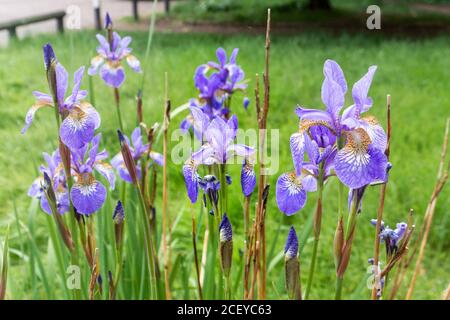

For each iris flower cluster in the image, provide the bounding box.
[276,59,389,215]
[180,47,249,134]
[24,44,114,216]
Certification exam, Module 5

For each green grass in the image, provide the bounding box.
[0,29,449,299]
[169,0,450,26]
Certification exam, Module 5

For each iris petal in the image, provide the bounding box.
[241,159,256,197]
[100,62,125,88]
[276,172,307,216]
[126,55,141,72]
[335,128,388,189]
[290,133,305,175]
[183,158,199,203]
[71,176,106,215]
[60,106,96,150]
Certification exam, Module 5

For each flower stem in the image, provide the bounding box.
[304,164,324,300]
[335,277,343,300]
[114,88,124,132]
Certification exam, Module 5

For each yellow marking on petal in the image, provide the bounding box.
[362,115,379,126]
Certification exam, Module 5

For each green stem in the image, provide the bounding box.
[224,275,232,300]
[335,277,343,300]
[114,88,124,131]
[304,164,324,300]
[135,183,158,299]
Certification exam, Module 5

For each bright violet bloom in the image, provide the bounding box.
[276,131,323,216]
[183,112,254,203]
[180,47,248,134]
[295,59,388,189]
[88,14,141,88]
[22,46,100,150]
[370,219,407,256]
[28,149,69,215]
[190,114,254,165]
[199,175,221,208]
[111,127,163,183]
[70,134,115,215]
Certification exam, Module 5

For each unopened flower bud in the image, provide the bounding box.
[219,214,233,277]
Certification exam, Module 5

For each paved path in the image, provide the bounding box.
[0,0,167,46]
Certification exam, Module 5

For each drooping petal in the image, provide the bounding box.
[301,173,317,192]
[227,144,254,161]
[88,55,105,76]
[79,102,101,130]
[150,151,164,166]
[276,172,307,216]
[323,59,347,94]
[361,115,387,152]
[28,177,44,197]
[241,159,256,197]
[335,128,388,189]
[60,106,96,150]
[126,55,141,72]
[94,161,116,190]
[183,158,199,203]
[100,62,125,88]
[352,66,377,115]
[21,101,53,134]
[71,174,106,215]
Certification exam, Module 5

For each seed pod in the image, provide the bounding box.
[219,214,233,277]
[333,216,344,270]
[284,226,301,300]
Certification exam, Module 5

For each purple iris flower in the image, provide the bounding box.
[111,127,163,183]
[295,59,388,189]
[181,47,248,134]
[70,134,115,215]
[371,219,407,256]
[182,113,254,203]
[22,46,100,150]
[199,175,221,208]
[28,149,69,215]
[88,14,141,88]
[276,128,335,215]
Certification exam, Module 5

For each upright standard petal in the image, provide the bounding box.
[352,66,377,115]
[321,77,344,120]
[290,132,305,176]
[183,158,199,203]
[71,173,107,215]
[276,172,307,216]
[323,59,347,94]
[335,128,388,189]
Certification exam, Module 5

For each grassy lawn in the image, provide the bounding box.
[0,29,449,299]
[169,0,450,26]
